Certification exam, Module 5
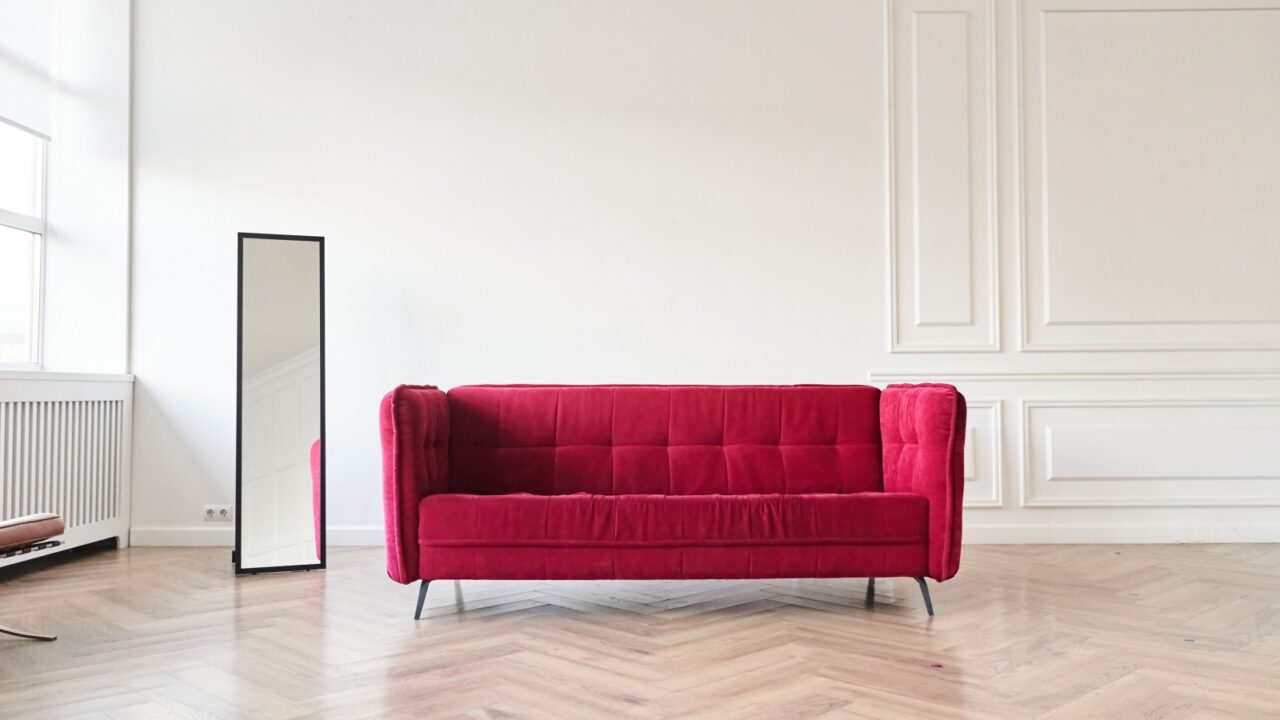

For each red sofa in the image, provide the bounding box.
[381,384,965,618]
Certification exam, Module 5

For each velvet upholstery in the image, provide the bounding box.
[381,384,965,585]
[380,385,450,584]
[880,383,966,581]
[311,440,322,560]
[418,492,929,579]
[448,385,883,496]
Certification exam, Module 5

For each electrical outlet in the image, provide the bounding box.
[203,504,232,522]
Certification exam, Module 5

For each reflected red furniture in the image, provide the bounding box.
[311,440,322,560]
[381,384,965,618]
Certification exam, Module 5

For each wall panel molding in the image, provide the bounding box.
[963,399,1003,506]
[869,368,1280,382]
[963,522,1280,544]
[889,0,999,352]
[1020,399,1280,507]
[1018,0,1280,351]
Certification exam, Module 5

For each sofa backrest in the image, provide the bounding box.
[447,385,883,495]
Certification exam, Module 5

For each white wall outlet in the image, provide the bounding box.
[203,504,232,522]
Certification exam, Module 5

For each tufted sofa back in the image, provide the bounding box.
[447,385,883,496]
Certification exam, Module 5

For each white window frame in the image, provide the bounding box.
[0,116,49,370]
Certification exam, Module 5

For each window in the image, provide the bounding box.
[0,119,46,367]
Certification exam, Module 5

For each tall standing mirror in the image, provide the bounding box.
[236,233,325,573]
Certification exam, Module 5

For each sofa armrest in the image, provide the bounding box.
[380,385,449,584]
[880,383,966,581]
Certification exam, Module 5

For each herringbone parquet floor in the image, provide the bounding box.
[1,544,1278,719]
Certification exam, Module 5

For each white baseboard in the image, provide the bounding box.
[327,525,384,546]
[964,523,1280,544]
[128,523,1280,548]
[129,525,385,547]
[131,526,234,547]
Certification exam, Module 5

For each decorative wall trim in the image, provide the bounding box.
[888,0,1000,353]
[1017,0,1280,352]
[243,346,320,394]
[131,526,234,547]
[963,522,1280,544]
[0,371,135,383]
[1019,398,1280,507]
[136,521,1280,546]
[963,399,1003,506]
[131,525,384,547]
[869,368,1280,382]
[329,525,384,546]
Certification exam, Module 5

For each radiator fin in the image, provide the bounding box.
[1,400,126,528]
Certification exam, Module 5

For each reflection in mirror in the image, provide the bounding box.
[237,234,324,572]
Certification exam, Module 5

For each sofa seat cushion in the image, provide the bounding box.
[419,492,928,547]
[417,493,930,580]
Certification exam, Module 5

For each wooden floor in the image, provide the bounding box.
[1,544,1278,719]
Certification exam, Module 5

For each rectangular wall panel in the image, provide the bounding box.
[890,0,998,352]
[1019,0,1280,350]
[870,371,1280,541]
[963,399,1002,506]
[1022,400,1280,506]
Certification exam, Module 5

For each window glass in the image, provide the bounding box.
[0,225,40,364]
[0,121,42,216]
[0,119,45,366]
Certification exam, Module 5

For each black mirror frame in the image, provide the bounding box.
[235,232,326,575]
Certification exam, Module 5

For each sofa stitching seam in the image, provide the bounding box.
[419,538,930,548]
[720,389,728,494]
[551,389,561,494]
[609,387,617,496]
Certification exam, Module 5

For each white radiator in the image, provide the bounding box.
[0,373,133,568]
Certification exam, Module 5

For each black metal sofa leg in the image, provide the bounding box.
[0,623,56,641]
[414,580,431,620]
[411,576,928,618]
[914,577,935,616]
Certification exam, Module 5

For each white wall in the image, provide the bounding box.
[0,1,52,136]
[129,0,1280,545]
[0,0,131,374]
[42,0,132,374]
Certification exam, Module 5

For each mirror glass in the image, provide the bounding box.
[237,234,324,572]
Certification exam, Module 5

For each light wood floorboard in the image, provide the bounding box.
[1,545,1278,718]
